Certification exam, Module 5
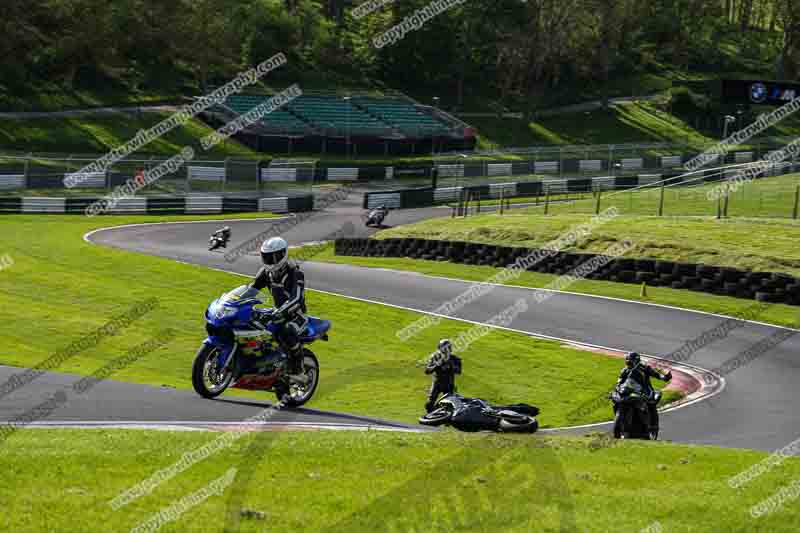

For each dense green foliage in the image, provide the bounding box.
[2,1,798,112]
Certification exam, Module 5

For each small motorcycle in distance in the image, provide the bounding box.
[610,377,662,440]
[365,207,388,228]
[208,235,226,251]
[192,285,331,407]
[419,393,539,433]
[208,228,231,251]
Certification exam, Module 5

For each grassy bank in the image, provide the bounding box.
[3,429,800,532]
[0,114,260,157]
[375,213,800,277]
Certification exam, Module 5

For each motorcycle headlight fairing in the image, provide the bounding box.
[211,302,238,320]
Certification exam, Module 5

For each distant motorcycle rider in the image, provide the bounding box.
[616,352,671,432]
[250,237,307,396]
[367,204,389,225]
[212,226,231,246]
[424,339,462,413]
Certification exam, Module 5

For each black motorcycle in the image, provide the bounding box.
[209,233,229,251]
[365,208,388,228]
[610,377,662,440]
[419,393,539,433]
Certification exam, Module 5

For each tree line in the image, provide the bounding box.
[1,0,797,111]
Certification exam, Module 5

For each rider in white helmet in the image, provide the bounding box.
[251,237,308,399]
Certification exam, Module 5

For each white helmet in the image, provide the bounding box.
[438,339,452,360]
[260,237,289,273]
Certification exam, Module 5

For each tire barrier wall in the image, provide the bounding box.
[0,194,314,215]
[334,237,800,307]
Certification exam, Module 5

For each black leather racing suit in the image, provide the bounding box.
[425,355,462,413]
[616,364,670,431]
[252,263,307,377]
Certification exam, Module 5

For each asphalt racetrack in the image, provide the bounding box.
[4,189,799,450]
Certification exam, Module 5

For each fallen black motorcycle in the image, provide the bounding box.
[610,377,662,440]
[365,208,388,228]
[419,393,539,433]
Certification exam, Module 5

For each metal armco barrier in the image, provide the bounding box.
[0,194,314,215]
[334,237,800,307]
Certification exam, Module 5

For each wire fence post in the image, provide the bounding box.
[544,185,550,215]
[23,153,31,189]
[723,188,730,218]
[793,185,799,220]
[595,186,602,214]
[657,182,665,217]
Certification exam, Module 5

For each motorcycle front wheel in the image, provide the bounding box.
[612,407,624,439]
[192,344,235,399]
[498,415,538,433]
[419,405,453,426]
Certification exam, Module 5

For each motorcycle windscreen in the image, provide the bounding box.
[219,285,263,305]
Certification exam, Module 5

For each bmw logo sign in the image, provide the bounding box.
[749,82,768,103]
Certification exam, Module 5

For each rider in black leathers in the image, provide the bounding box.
[250,237,307,401]
[212,226,231,247]
[424,339,462,413]
[369,204,389,225]
[616,352,672,433]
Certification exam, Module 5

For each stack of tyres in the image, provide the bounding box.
[447,241,468,263]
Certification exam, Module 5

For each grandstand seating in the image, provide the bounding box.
[289,95,392,136]
[352,96,450,137]
[220,92,454,138]
[222,94,310,133]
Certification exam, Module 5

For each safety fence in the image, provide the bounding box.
[363,160,800,220]
[334,238,800,306]
[0,143,790,196]
[0,194,313,215]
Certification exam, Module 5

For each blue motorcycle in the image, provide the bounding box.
[192,285,331,407]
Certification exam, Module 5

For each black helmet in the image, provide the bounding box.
[625,352,641,368]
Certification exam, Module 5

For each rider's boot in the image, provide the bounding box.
[284,344,306,383]
[274,381,291,407]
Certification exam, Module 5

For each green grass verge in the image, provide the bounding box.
[473,98,800,149]
[375,174,800,277]
[3,429,800,532]
[0,214,642,426]
[538,174,800,220]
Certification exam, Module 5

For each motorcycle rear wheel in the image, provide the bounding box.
[277,349,319,407]
[192,344,234,399]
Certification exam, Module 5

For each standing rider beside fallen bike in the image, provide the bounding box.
[250,237,307,401]
[424,339,462,413]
